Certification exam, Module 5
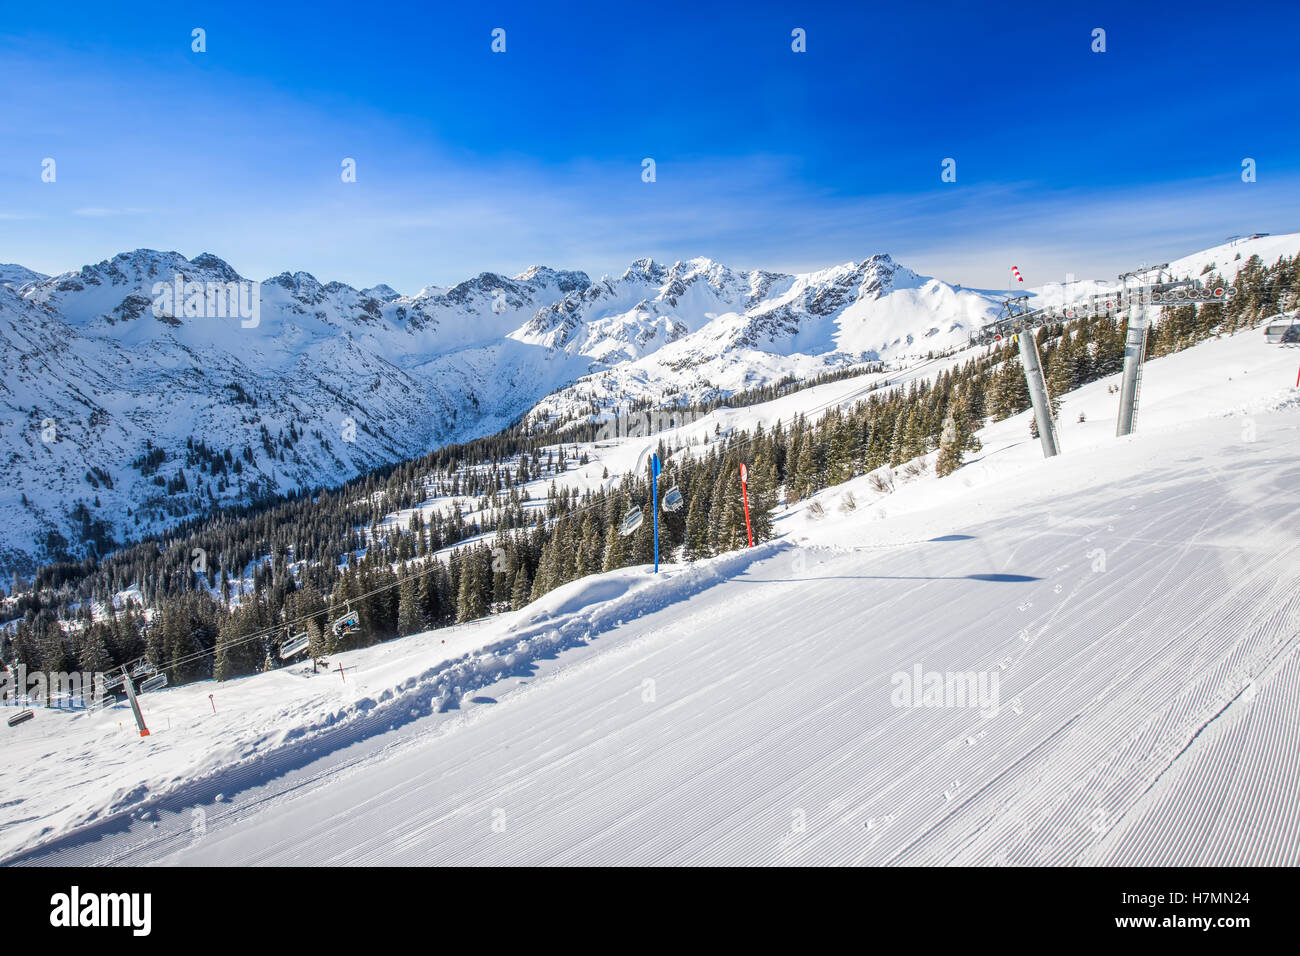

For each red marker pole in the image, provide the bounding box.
[208,694,216,714]
[739,463,754,548]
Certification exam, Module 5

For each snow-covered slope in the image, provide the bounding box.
[3,324,1298,866]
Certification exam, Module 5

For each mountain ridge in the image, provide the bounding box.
[6,234,1292,577]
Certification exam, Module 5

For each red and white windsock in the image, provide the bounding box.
[1011,265,1025,284]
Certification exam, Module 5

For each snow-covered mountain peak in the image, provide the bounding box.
[361,283,401,302]
[621,257,668,284]
[188,252,242,282]
[0,263,49,289]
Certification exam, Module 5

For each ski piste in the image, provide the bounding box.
[3,309,1299,867]
[7,7,1300,940]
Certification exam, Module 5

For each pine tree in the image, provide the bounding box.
[419,562,445,628]
[936,395,982,477]
[888,411,907,467]
[683,483,711,561]
[532,540,557,599]
[745,453,778,542]
[457,557,487,622]
[214,603,265,680]
[709,462,747,553]
[901,408,926,461]
[510,565,532,610]
[793,435,819,502]
[78,626,113,677]
[826,416,855,485]
[575,515,599,578]
[601,519,628,573]
[397,573,423,636]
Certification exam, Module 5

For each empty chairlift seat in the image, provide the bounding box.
[1263,314,1300,345]
[661,486,684,513]
[139,674,168,694]
[619,506,644,536]
[280,632,311,659]
[7,709,35,727]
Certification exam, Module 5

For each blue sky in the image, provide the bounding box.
[1,0,1297,293]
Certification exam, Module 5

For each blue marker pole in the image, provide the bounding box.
[651,453,661,573]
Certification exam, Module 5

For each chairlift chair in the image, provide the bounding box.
[280,631,311,659]
[619,506,644,537]
[332,610,360,638]
[1263,314,1300,346]
[130,660,156,678]
[7,709,35,727]
[139,674,168,693]
[661,486,684,513]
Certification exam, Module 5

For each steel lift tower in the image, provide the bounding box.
[971,295,1061,458]
[1010,296,1060,457]
[970,267,1235,458]
[1114,266,1163,437]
